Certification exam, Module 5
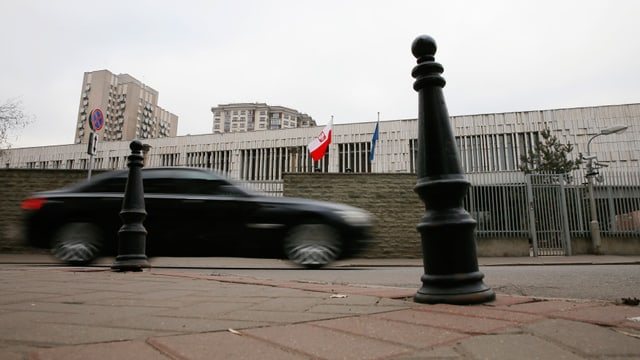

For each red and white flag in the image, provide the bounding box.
[308,117,333,161]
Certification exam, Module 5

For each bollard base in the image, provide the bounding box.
[414,271,496,305]
[111,255,150,272]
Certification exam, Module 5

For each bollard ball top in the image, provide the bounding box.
[411,35,437,59]
[130,139,143,152]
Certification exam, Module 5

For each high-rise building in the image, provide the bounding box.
[75,70,178,144]
[211,103,316,133]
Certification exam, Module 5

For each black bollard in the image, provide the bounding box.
[411,35,495,304]
[111,140,150,272]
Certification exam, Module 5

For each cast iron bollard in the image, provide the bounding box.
[411,35,495,304]
[111,140,150,271]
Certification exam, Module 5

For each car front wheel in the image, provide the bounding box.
[284,224,342,268]
[51,222,103,265]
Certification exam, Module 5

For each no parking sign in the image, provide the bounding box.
[89,108,104,131]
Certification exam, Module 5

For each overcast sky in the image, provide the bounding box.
[2,0,639,148]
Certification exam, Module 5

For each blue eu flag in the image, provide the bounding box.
[369,121,379,161]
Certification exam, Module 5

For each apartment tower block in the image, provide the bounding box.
[75,70,178,144]
[211,103,316,133]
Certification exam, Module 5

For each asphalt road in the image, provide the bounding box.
[1,255,638,302]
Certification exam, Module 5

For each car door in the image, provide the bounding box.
[175,178,261,256]
[141,176,260,257]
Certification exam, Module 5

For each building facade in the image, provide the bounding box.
[75,70,179,144]
[211,103,316,133]
[5,103,639,182]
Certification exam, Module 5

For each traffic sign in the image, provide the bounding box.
[87,132,98,155]
[89,109,104,131]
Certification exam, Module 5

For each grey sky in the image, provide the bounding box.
[2,0,639,148]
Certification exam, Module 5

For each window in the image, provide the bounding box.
[86,177,127,193]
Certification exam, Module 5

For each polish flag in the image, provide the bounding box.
[308,118,333,161]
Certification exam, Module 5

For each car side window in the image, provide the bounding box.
[143,178,179,194]
[142,178,243,197]
[86,178,127,193]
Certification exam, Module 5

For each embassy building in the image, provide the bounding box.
[2,103,638,182]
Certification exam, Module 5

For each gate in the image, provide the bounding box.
[526,174,572,256]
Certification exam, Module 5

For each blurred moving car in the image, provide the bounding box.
[21,167,374,268]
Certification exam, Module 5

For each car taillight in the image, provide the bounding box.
[21,197,47,210]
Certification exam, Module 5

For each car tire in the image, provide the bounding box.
[51,222,103,265]
[284,224,342,268]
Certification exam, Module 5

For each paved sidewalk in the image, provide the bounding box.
[0,260,639,359]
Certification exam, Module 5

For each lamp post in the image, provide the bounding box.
[585,124,628,254]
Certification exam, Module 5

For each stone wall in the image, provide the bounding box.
[284,173,425,258]
[0,169,100,252]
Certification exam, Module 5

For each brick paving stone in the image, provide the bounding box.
[153,301,254,318]
[0,291,60,305]
[388,346,464,359]
[413,303,546,324]
[373,309,519,335]
[148,331,311,360]
[246,323,411,359]
[501,299,601,315]
[41,291,132,304]
[524,318,640,357]
[31,304,164,325]
[0,348,26,360]
[244,297,331,312]
[100,314,270,333]
[91,295,225,308]
[455,333,584,360]
[548,303,640,327]
[28,340,170,360]
[483,295,536,307]
[308,303,406,315]
[312,316,469,349]
[0,320,157,345]
[218,309,351,324]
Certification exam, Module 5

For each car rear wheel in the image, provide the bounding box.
[284,224,341,268]
[51,222,103,265]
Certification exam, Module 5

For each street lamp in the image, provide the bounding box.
[585,124,628,254]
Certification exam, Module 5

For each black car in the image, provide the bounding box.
[21,167,374,268]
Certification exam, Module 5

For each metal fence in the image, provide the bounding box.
[239,180,284,197]
[465,170,640,255]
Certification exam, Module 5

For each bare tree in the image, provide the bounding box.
[0,98,34,152]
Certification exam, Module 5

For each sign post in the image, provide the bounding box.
[87,109,104,180]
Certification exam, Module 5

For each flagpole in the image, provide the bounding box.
[329,115,333,170]
[376,112,379,172]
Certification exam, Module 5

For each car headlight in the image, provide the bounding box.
[335,209,374,226]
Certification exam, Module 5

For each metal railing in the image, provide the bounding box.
[465,170,640,239]
[239,180,284,197]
